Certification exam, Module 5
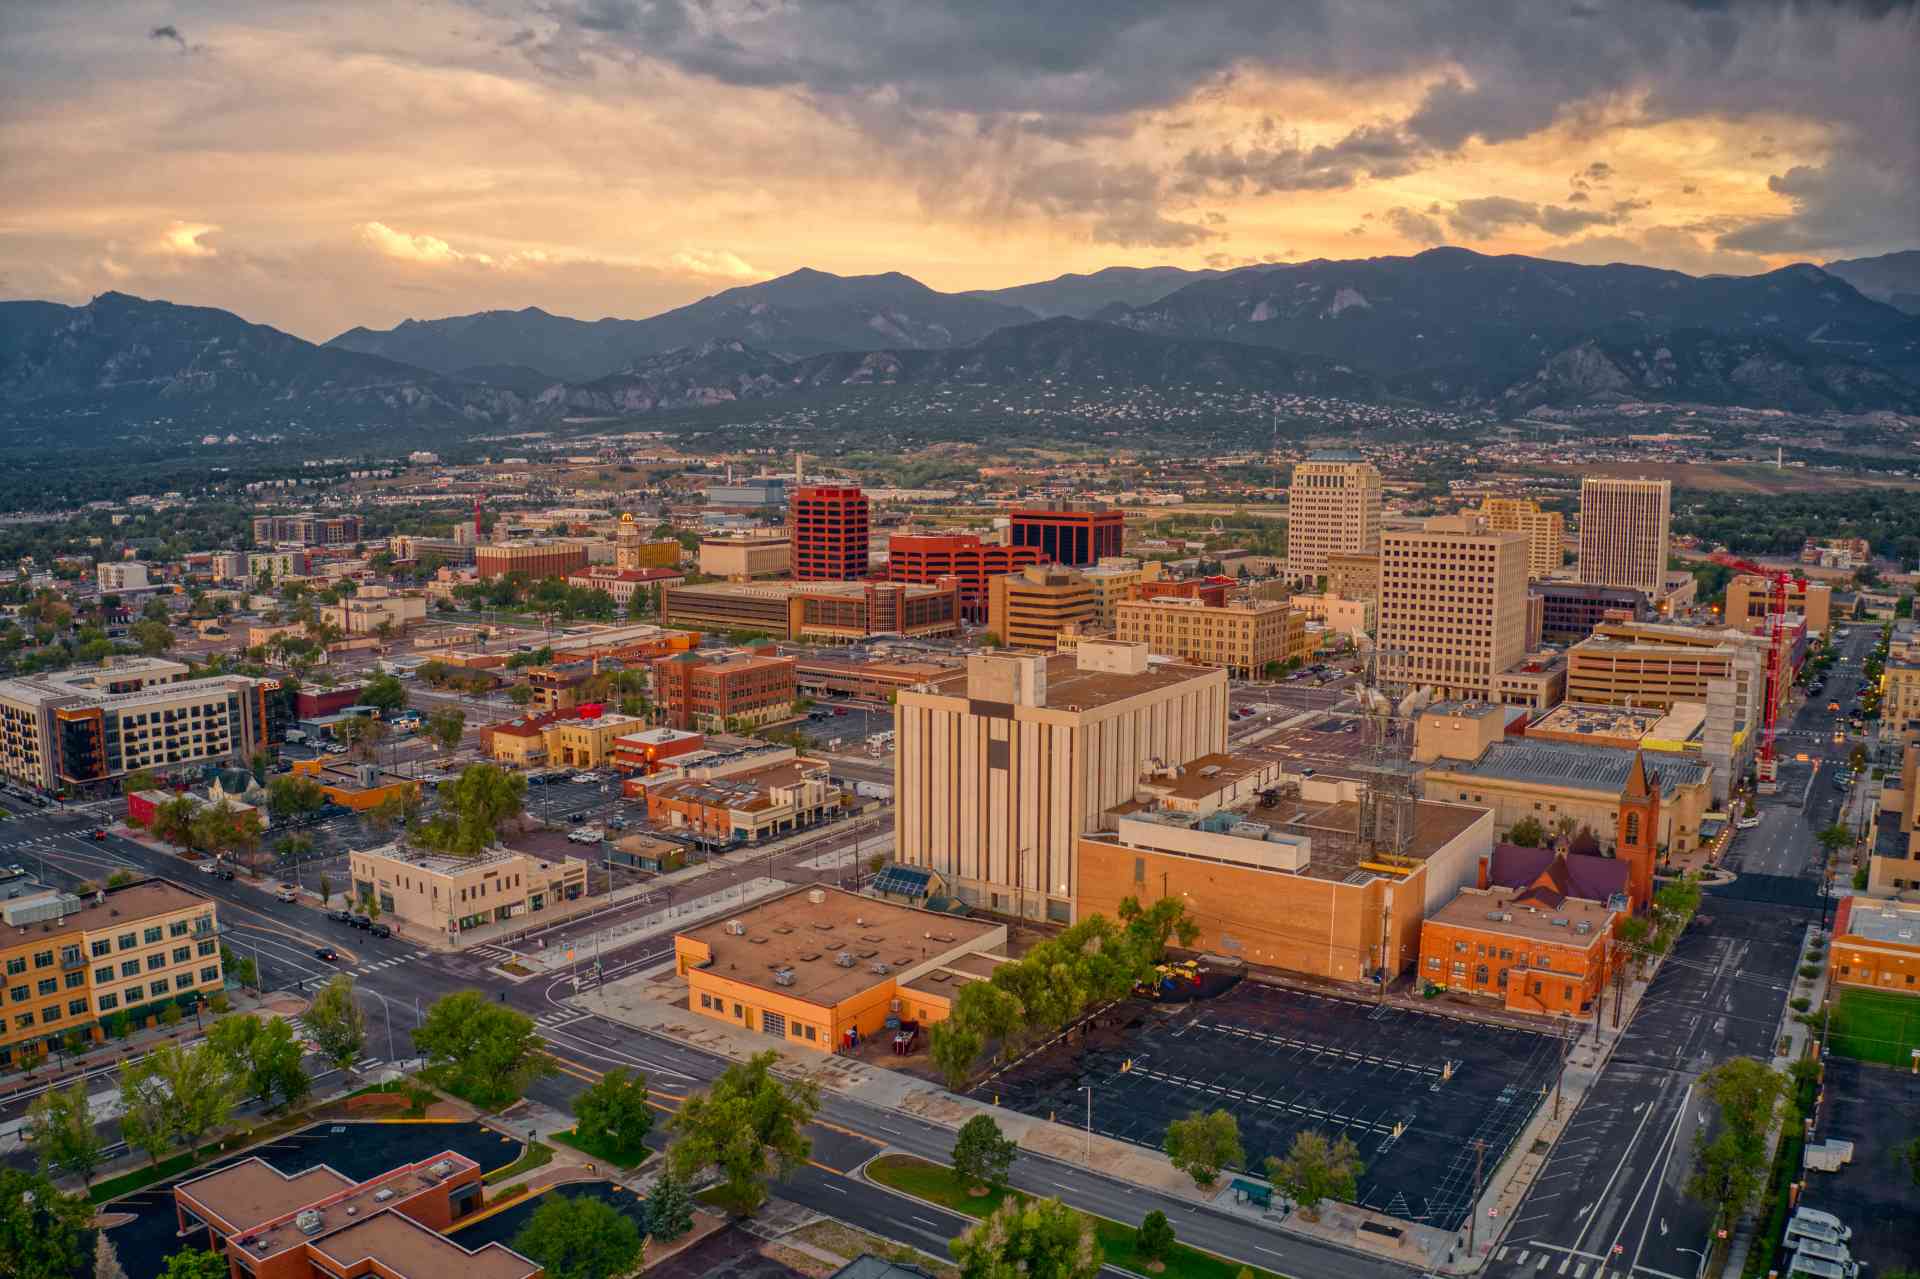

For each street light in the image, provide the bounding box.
[1079,1084,1093,1166]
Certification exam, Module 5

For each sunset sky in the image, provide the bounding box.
[2,0,1915,341]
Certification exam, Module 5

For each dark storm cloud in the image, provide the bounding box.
[1178,122,1424,195]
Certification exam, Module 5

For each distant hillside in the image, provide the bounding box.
[1824,250,1920,315]
[963,265,1227,318]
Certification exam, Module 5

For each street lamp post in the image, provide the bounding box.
[1080,1084,1093,1166]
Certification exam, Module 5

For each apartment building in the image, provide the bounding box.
[885,533,1049,620]
[1726,574,1833,635]
[698,531,792,580]
[96,561,151,592]
[661,579,960,641]
[247,550,308,582]
[0,658,279,791]
[1285,452,1382,582]
[1007,501,1125,567]
[1,879,221,1068]
[1883,661,1920,738]
[349,844,587,940]
[1576,477,1671,595]
[790,484,871,580]
[651,649,797,731]
[1476,497,1566,580]
[475,541,589,581]
[894,642,1227,922]
[1080,557,1166,626]
[252,512,363,547]
[1377,516,1531,700]
[987,565,1097,651]
[1114,597,1302,677]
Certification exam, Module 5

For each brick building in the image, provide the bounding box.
[652,649,797,731]
[885,533,1049,620]
[1832,897,1920,996]
[475,541,589,581]
[1007,501,1125,567]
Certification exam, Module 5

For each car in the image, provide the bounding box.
[215,868,235,881]
[567,811,586,823]
[276,886,298,902]
[1828,701,1842,712]
[348,913,372,929]
[571,772,596,784]
[197,859,219,874]
[606,815,627,830]
[327,908,353,923]
[89,828,107,840]
[369,923,392,939]
[1736,815,1762,830]
[314,946,338,962]
[833,707,849,716]
[567,827,603,844]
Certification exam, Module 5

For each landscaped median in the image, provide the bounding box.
[864,1152,1291,1279]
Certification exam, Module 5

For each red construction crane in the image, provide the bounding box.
[1709,552,1810,785]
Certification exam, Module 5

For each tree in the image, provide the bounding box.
[1163,1109,1243,1190]
[118,1057,175,1167]
[1686,1057,1788,1234]
[220,944,258,992]
[930,1017,986,1089]
[340,714,388,763]
[107,869,133,888]
[148,1040,239,1154]
[645,1167,695,1242]
[952,1114,1019,1193]
[572,1066,653,1161]
[950,1197,1101,1279]
[1135,1210,1176,1270]
[415,990,553,1108]
[0,1168,92,1279]
[302,975,366,1075]
[425,707,466,753]
[158,1250,230,1279]
[318,871,333,907]
[93,1232,128,1279]
[130,619,173,656]
[362,672,408,715]
[507,684,534,706]
[510,1194,644,1279]
[266,774,327,821]
[1816,823,1854,856]
[416,764,526,855]
[1507,815,1547,848]
[150,794,197,846]
[121,767,158,798]
[207,1014,310,1111]
[25,1081,103,1185]
[1265,1129,1363,1220]
[668,1049,820,1215]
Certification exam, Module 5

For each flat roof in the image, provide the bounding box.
[1428,887,1614,943]
[1431,739,1709,795]
[6,878,211,939]
[309,1209,539,1279]
[1532,701,1673,739]
[913,652,1220,711]
[670,579,950,600]
[680,886,1001,1008]
[1839,897,1920,947]
[1140,753,1273,801]
[177,1159,353,1230]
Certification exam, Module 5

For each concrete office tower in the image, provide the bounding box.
[1378,516,1531,699]
[1285,452,1382,583]
[987,565,1097,650]
[1477,497,1566,580]
[1576,477,1671,595]
[894,641,1228,922]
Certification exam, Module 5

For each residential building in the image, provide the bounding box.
[475,541,589,581]
[97,561,150,592]
[321,584,427,636]
[1077,769,1492,983]
[252,512,363,547]
[1114,596,1302,677]
[1831,897,1920,996]
[0,878,221,1068]
[247,550,308,582]
[1532,581,1654,645]
[1867,742,1919,893]
[1726,574,1833,635]
[986,565,1097,651]
[699,531,792,580]
[1285,452,1382,582]
[790,484,871,580]
[1884,661,1920,738]
[612,512,682,570]
[661,579,960,641]
[566,565,684,609]
[652,649,797,731]
[1007,501,1124,567]
[1419,738,1711,856]
[1377,516,1531,699]
[1476,497,1566,580]
[1576,477,1671,595]
[0,658,281,791]
[885,533,1049,620]
[1080,557,1166,626]
[674,886,1006,1051]
[642,756,839,843]
[1325,551,1381,602]
[894,642,1228,921]
[349,844,587,940]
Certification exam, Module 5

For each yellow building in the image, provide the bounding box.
[1289,592,1374,639]
[1326,552,1381,602]
[1476,497,1566,580]
[613,512,683,570]
[675,886,1006,1053]
[322,585,428,636]
[1378,516,1531,700]
[349,844,588,940]
[542,711,645,769]
[287,758,420,812]
[698,531,792,580]
[1286,451,1382,582]
[1884,662,1920,738]
[987,565,1097,651]
[1,879,222,1067]
[1114,596,1300,677]
[1725,574,1833,635]
[1079,557,1166,627]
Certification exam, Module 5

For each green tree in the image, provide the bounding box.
[130,619,173,656]
[507,684,534,706]
[952,1114,1019,1193]
[1163,1109,1243,1190]
[362,672,408,715]
[571,1066,653,1161]
[950,1197,1101,1279]
[120,767,158,798]
[1266,1129,1363,1220]
[416,764,526,855]
[117,1057,175,1166]
[206,1014,311,1111]
[219,944,258,992]
[667,1050,820,1215]
[0,1168,92,1279]
[25,1081,103,1186]
[1135,1210,1176,1268]
[1817,823,1854,856]
[1686,1056,1788,1235]
[510,1194,644,1279]
[158,1249,230,1279]
[148,1040,239,1154]
[301,975,367,1075]
[645,1167,696,1242]
[415,990,553,1108]
[425,707,467,752]
[318,872,333,907]
[107,870,133,888]
[930,1017,985,1089]
[1507,815,1547,848]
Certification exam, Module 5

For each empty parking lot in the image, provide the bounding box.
[975,981,1565,1232]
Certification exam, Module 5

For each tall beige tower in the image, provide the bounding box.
[1476,497,1565,580]
[1576,477,1671,595]
[1286,451,1382,583]
[1377,516,1530,699]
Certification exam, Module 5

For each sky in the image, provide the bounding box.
[1,0,1915,341]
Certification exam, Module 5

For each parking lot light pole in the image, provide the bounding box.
[1080,1085,1093,1166]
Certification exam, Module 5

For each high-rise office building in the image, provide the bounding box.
[1476,498,1566,580]
[789,485,870,581]
[1576,478,1671,595]
[886,534,1050,621]
[1007,501,1124,567]
[1378,516,1530,699]
[987,565,1098,651]
[1286,452,1382,583]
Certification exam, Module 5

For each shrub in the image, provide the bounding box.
[1790,997,1811,1012]
[1799,964,1823,979]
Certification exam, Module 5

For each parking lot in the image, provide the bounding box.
[973,981,1562,1232]
[1807,1056,1920,1273]
[451,1178,650,1250]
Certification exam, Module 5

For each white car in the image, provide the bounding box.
[197,859,219,873]
[566,826,603,844]
[1736,815,1762,830]
[571,772,597,784]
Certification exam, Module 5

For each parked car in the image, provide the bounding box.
[369,923,392,939]
[348,913,372,930]
[567,811,586,824]
[327,908,353,923]
[197,859,219,874]
[606,815,627,830]
[567,827,603,844]
[276,885,298,902]
[1735,815,1761,830]
[214,868,235,881]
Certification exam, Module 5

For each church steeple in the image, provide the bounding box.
[1616,750,1660,912]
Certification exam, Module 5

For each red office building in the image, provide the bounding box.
[1008,501,1124,567]
[886,534,1050,621]
[790,485,870,581]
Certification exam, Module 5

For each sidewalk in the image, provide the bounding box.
[510,876,788,975]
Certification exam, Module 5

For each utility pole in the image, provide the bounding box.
[1553,1027,1569,1120]
[1378,898,1392,1005]
[1466,1139,1487,1255]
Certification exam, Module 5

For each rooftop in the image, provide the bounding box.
[679,886,1002,1007]
[353,843,580,878]
[175,1161,352,1231]
[309,1209,539,1279]
[1431,739,1709,796]
[1429,886,1616,944]
[1838,896,1920,947]
[669,579,949,600]
[4,878,211,938]
[911,651,1222,712]
[1531,701,1705,744]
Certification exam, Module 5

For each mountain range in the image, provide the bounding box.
[3,247,1918,444]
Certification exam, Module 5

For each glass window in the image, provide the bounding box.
[176,971,194,988]
[172,947,190,964]
[91,939,111,958]
[118,933,136,950]
[33,950,53,969]
[199,966,220,983]
[169,920,188,938]
[36,978,57,996]
[4,957,23,976]
[97,993,117,1011]
[198,940,216,958]
[95,967,113,984]
[14,1012,34,1029]
[143,927,162,945]
[120,960,140,978]
[64,971,84,990]
[8,985,26,1002]
[68,999,88,1016]
[60,944,81,966]
[146,954,166,971]
[148,979,169,997]
[43,1005,60,1022]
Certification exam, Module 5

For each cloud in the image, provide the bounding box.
[359,221,489,266]
[1713,155,1920,259]
[1445,194,1642,240]
[669,248,761,279]
[1383,206,1445,245]
[154,221,220,258]
[1179,122,1424,196]
[1554,225,1775,277]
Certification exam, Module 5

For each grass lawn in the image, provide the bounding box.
[482,1140,553,1185]
[865,1154,1289,1279]
[552,1127,651,1169]
[1825,988,1920,1067]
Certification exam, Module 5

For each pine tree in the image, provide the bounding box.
[645,1167,695,1242]
[94,1232,128,1279]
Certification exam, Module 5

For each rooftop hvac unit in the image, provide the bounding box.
[773,969,795,986]
[725,919,747,936]
[295,1210,325,1236]
[373,1188,396,1202]
[835,952,857,968]
[1574,922,1592,935]
[807,889,826,905]
[1486,911,1506,921]
[4,892,82,927]
[426,1160,455,1179]
[869,962,890,975]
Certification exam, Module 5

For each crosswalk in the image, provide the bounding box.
[343,950,432,977]
[1493,1244,1641,1279]
[470,945,519,962]
[536,1007,589,1030]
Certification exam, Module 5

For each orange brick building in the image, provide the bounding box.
[886,533,1049,620]
[651,649,796,731]
[1832,896,1920,996]
[1418,870,1621,1018]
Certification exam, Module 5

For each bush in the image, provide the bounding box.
[1799,964,1824,980]
[1790,997,1811,1012]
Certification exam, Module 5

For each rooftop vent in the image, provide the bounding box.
[295,1210,325,1236]
[1550,917,1569,927]
[772,926,793,935]
[748,935,768,944]
[772,969,795,987]
[725,920,746,936]
[861,934,884,943]
[373,1188,396,1202]
[426,1160,454,1179]
[1486,911,1505,921]
[869,962,891,975]
[1574,922,1593,935]
[806,889,826,905]
[835,952,857,968]
[798,952,820,962]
